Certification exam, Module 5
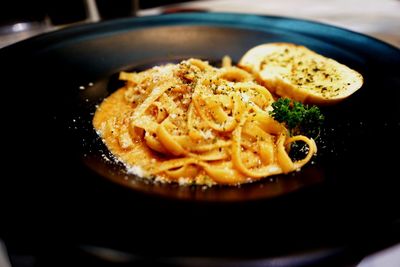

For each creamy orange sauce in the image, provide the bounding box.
[93,59,317,186]
[93,88,165,179]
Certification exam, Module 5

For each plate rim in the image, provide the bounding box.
[1,12,399,56]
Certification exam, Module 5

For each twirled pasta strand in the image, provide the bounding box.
[93,58,318,185]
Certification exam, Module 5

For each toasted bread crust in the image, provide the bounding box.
[238,43,363,105]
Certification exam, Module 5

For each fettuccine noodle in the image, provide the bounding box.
[93,58,317,186]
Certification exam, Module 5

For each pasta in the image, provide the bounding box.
[93,58,317,186]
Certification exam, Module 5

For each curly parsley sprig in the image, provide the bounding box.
[269,98,324,139]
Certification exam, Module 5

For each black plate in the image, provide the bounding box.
[1,13,400,266]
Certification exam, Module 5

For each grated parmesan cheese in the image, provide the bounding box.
[240,92,250,103]
[201,129,214,139]
[126,165,146,177]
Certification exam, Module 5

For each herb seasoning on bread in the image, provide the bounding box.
[239,43,363,105]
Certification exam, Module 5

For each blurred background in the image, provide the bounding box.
[0,0,399,48]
